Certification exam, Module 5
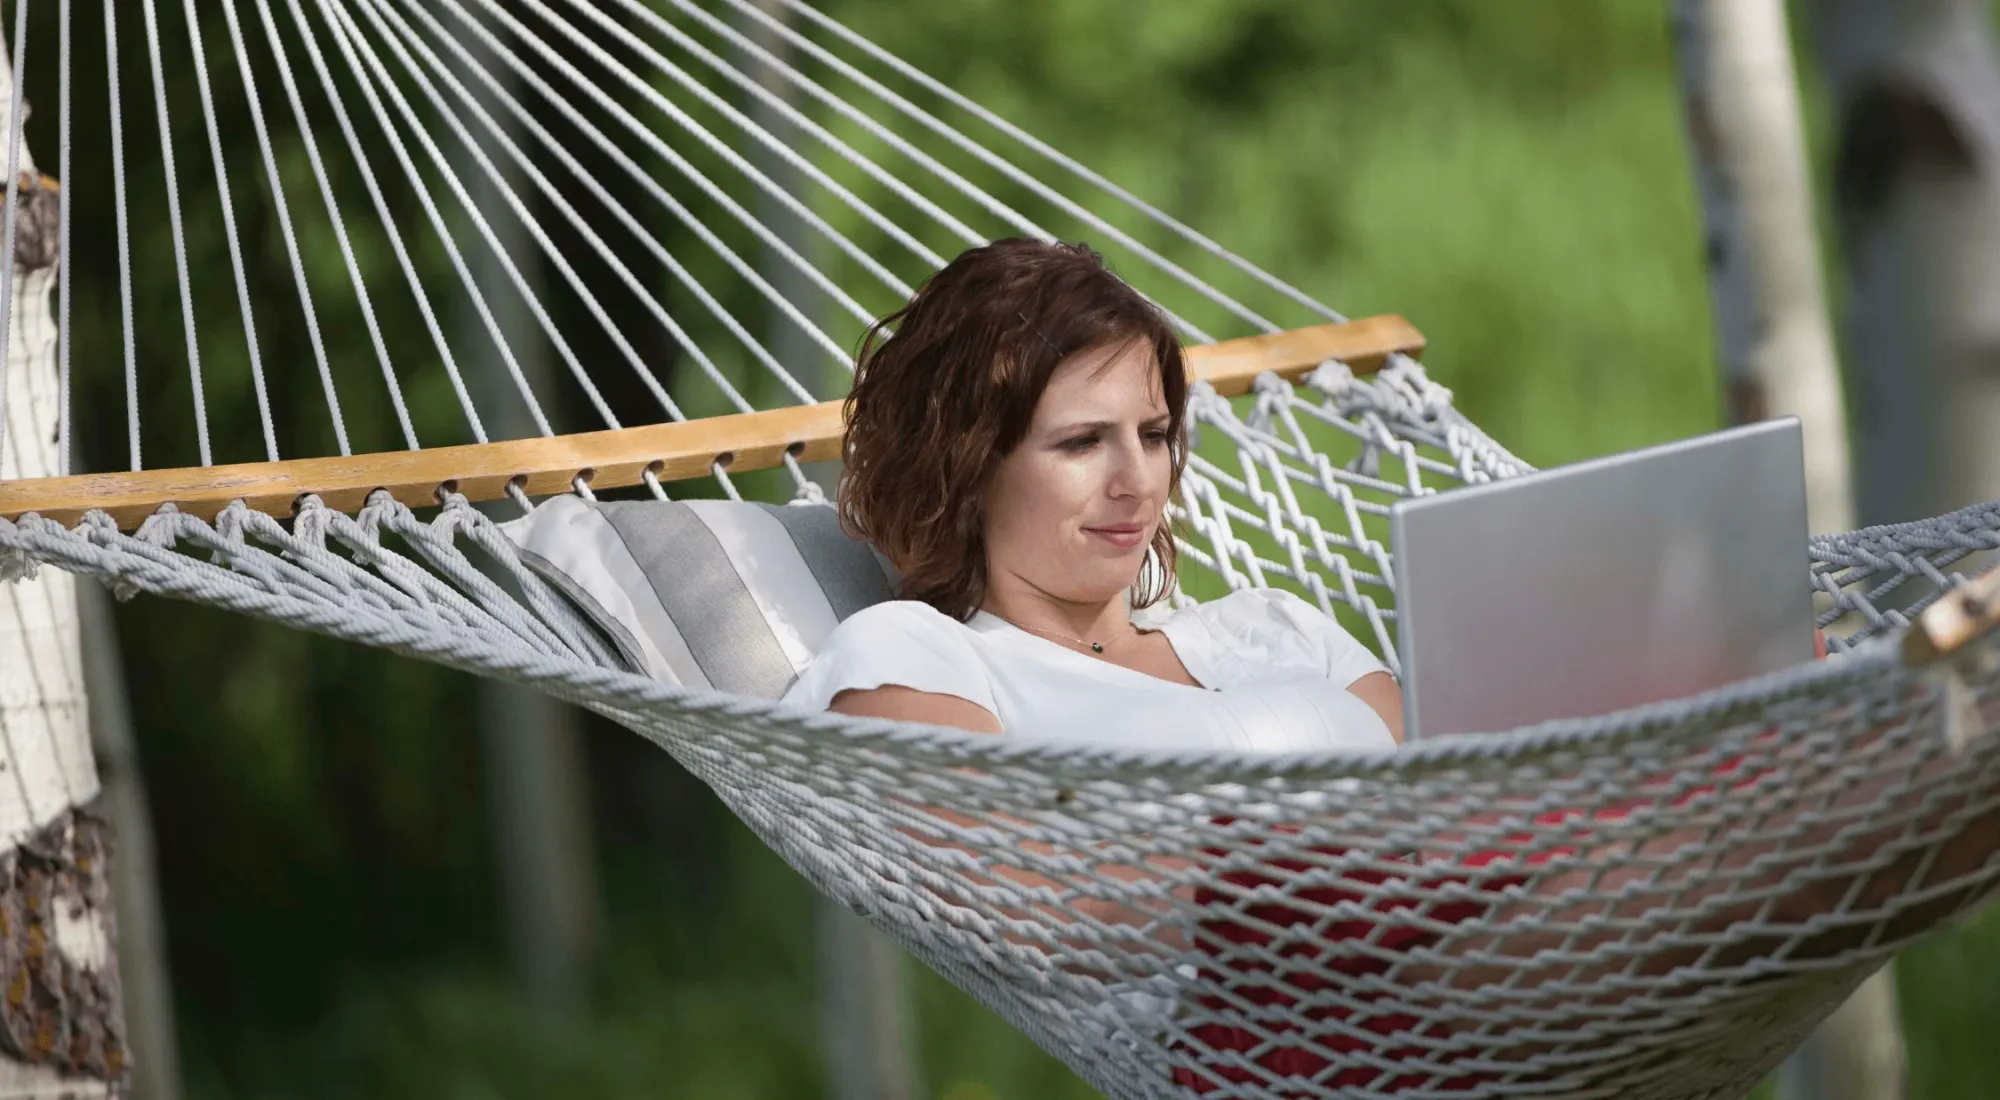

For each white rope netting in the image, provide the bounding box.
[0,2,1996,1097]
[6,360,2000,1098]
[0,0,1355,491]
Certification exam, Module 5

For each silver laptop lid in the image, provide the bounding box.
[1390,418,1814,740]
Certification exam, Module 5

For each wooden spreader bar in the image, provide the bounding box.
[0,314,1425,530]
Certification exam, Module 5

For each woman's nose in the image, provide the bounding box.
[1104,432,1151,498]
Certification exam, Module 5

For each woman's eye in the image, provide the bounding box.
[1062,435,1098,452]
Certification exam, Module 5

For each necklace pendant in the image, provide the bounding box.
[1090,642,1104,653]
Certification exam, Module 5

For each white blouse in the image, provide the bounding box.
[782,588,1396,753]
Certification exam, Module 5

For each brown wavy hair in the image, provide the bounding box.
[840,239,1188,621]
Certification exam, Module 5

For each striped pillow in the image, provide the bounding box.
[500,495,899,698]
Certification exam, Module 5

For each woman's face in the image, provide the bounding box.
[983,338,1174,607]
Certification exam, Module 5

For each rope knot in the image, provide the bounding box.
[1250,370,1293,398]
[79,511,121,541]
[291,495,333,551]
[133,503,184,551]
[66,513,143,601]
[1305,359,1356,397]
[1385,356,1456,421]
[430,493,479,543]
[353,490,398,548]
[213,500,252,548]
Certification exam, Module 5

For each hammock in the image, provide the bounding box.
[2,2,1998,1097]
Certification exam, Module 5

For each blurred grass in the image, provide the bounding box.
[126,1,1996,1097]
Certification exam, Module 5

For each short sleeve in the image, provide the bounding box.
[1265,589,1390,687]
[781,601,1000,716]
[1173,588,1390,689]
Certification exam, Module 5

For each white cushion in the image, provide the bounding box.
[500,495,899,699]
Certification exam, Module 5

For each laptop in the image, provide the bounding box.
[1390,417,1815,740]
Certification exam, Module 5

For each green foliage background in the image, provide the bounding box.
[18,0,1995,1097]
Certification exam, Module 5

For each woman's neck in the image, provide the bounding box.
[979,573,1134,645]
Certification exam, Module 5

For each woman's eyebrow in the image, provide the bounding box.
[1044,414,1170,436]
[1046,419,1113,436]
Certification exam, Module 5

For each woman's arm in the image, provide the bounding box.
[831,684,1003,734]
[1347,670,1405,743]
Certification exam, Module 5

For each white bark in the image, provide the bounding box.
[1672,6,1900,1096]
[1782,973,1907,1100]
[0,270,117,1100]
[1782,0,2000,1092]
[0,114,92,848]
[0,271,93,843]
[1672,0,1854,534]
[1808,0,2000,523]
[0,37,124,1096]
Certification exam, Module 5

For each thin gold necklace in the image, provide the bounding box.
[992,613,1109,654]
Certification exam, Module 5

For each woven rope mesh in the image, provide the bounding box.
[1,1,1998,1094]
[5,360,1999,1099]
[1172,360,1528,675]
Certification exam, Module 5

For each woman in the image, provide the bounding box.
[785,238,1402,752]
[784,239,2000,1092]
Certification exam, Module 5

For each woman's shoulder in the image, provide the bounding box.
[836,598,969,635]
[1167,586,1324,636]
[816,599,982,662]
[786,599,996,713]
[1160,587,1386,688]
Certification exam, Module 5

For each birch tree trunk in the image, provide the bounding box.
[1670,0,1853,534]
[1782,2,2000,1091]
[1805,0,2000,524]
[1669,5,1903,1097]
[0,38,129,1097]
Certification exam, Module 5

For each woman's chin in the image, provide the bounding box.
[1031,547,1152,604]
[1076,572,1148,606]
[1033,572,1136,607]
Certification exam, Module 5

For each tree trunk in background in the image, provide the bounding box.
[79,584,180,1100]
[1788,0,2000,1093]
[0,41,129,1096]
[477,681,598,1012]
[1806,0,2000,523]
[1670,0,1854,534]
[1670,4,1902,1098]
[737,3,918,1099]
[457,54,601,1015]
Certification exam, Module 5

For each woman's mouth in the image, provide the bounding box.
[1084,523,1148,551]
